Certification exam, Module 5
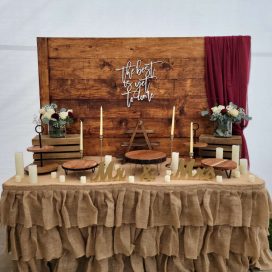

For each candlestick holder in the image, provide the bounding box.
[80,150,83,159]
[99,135,103,162]
[166,134,174,168]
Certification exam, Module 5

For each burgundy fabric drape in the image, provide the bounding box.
[204,36,251,161]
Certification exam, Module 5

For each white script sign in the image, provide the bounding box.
[116,60,163,107]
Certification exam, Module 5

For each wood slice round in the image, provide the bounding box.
[125,150,167,164]
[25,163,59,175]
[201,158,237,170]
[62,159,98,172]
[183,142,208,148]
[27,145,54,153]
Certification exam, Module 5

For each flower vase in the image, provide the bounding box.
[48,124,66,138]
[214,120,232,137]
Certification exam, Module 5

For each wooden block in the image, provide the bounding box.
[33,152,81,160]
[199,134,242,145]
[32,134,80,146]
[199,149,232,159]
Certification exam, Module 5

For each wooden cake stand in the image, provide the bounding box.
[201,158,237,178]
[26,145,59,174]
[62,159,98,175]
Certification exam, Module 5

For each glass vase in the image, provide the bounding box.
[48,124,66,138]
[214,119,232,138]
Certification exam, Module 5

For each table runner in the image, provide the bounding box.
[1,160,272,272]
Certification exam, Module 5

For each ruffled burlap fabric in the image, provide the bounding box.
[1,183,272,272]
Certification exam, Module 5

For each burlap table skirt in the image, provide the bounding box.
[1,181,272,272]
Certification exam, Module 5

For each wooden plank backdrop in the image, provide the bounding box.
[37,37,213,157]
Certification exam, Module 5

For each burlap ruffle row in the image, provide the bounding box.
[1,184,272,271]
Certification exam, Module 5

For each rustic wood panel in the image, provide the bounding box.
[37,37,209,157]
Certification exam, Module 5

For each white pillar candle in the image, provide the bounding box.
[248,175,255,182]
[216,175,223,183]
[240,159,248,175]
[164,175,171,183]
[231,145,240,168]
[28,165,38,184]
[192,169,197,177]
[216,147,224,159]
[51,172,57,179]
[166,170,172,176]
[15,152,24,177]
[59,175,65,183]
[80,120,83,152]
[100,106,103,136]
[104,155,112,168]
[189,122,193,153]
[171,152,179,174]
[234,170,240,178]
[80,176,87,184]
[15,175,21,182]
[128,176,135,183]
[170,106,175,136]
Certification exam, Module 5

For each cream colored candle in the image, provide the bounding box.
[15,175,21,182]
[51,172,57,179]
[100,106,103,136]
[234,170,240,178]
[231,145,240,168]
[128,176,135,183]
[189,122,193,153]
[164,175,171,183]
[170,106,175,136]
[80,176,87,184]
[216,175,223,183]
[166,170,172,176]
[240,159,248,174]
[15,152,24,177]
[216,147,224,159]
[28,165,38,184]
[59,175,65,183]
[80,120,83,152]
[171,152,179,174]
[104,155,112,168]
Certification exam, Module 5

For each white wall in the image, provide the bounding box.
[0,0,271,191]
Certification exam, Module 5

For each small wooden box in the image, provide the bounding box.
[32,134,80,164]
[199,134,242,159]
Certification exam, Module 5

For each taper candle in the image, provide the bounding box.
[100,106,103,136]
[216,147,224,159]
[170,106,175,136]
[80,120,83,152]
[15,152,24,177]
[240,159,248,174]
[189,122,193,153]
[28,165,38,184]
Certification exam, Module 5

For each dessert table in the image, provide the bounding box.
[1,157,272,272]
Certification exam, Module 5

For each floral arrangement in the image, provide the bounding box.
[39,103,74,128]
[201,102,251,123]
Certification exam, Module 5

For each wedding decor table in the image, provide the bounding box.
[1,157,272,272]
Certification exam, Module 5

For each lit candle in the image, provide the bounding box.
[80,120,83,152]
[216,147,224,159]
[164,175,171,183]
[128,176,135,183]
[232,145,240,169]
[248,175,255,182]
[216,175,223,183]
[240,159,248,175]
[104,155,112,168]
[100,106,103,136]
[171,152,179,174]
[28,165,38,184]
[170,106,175,136]
[51,172,57,179]
[80,176,87,184]
[166,170,172,176]
[59,175,65,183]
[189,122,193,153]
[15,175,21,182]
[15,152,24,177]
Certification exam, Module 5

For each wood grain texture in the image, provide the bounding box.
[37,37,210,157]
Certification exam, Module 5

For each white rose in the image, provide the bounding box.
[39,108,46,115]
[229,109,239,117]
[42,112,52,120]
[218,105,225,111]
[211,106,221,114]
[59,111,68,120]
[47,108,55,115]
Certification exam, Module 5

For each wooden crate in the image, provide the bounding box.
[32,134,80,164]
[199,134,242,159]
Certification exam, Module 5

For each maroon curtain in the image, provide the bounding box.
[204,36,251,161]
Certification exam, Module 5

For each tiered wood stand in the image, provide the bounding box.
[32,134,80,165]
[199,134,242,159]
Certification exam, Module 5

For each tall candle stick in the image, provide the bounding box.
[100,106,103,136]
[80,120,83,153]
[170,106,175,136]
[15,152,24,177]
[189,122,193,154]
